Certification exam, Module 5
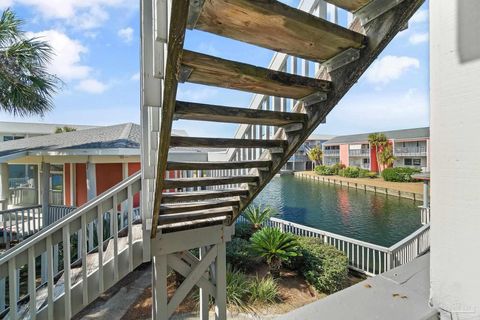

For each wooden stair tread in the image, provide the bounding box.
[170,136,287,149]
[174,100,308,126]
[166,160,272,170]
[324,0,371,12]
[158,207,233,224]
[160,199,240,214]
[161,189,249,203]
[181,50,331,99]
[193,0,366,62]
[164,175,259,188]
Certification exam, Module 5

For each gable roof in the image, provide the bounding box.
[0,121,96,135]
[324,127,430,145]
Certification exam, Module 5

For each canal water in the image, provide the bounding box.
[253,175,422,247]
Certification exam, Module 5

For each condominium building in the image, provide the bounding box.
[323,127,430,172]
[284,133,335,171]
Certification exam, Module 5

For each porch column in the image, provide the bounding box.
[86,162,96,251]
[0,163,9,210]
[40,162,50,283]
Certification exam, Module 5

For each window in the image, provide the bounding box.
[402,142,406,147]
[404,158,413,166]
[413,159,422,166]
[3,135,24,141]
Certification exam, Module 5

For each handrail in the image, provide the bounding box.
[0,171,141,265]
[388,223,430,251]
[0,204,41,215]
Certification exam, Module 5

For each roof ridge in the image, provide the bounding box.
[119,123,134,140]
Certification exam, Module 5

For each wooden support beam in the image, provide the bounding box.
[194,0,366,61]
[151,0,190,238]
[160,199,239,214]
[164,176,258,189]
[181,50,331,99]
[170,136,287,149]
[324,0,372,12]
[166,160,272,171]
[174,100,308,126]
[161,189,249,203]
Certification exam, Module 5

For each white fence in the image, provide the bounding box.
[0,205,42,246]
[238,216,430,276]
[420,206,430,225]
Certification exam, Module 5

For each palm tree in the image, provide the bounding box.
[250,227,298,275]
[0,9,60,116]
[55,126,76,133]
[242,205,276,232]
[379,143,396,168]
[307,146,323,170]
[368,133,388,172]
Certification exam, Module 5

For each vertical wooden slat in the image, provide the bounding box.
[46,236,54,319]
[97,206,104,293]
[113,194,119,281]
[81,214,88,305]
[28,247,36,320]
[128,185,134,271]
[63,226,71,319]
[8,257,17,320]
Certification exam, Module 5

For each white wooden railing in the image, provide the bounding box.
[0,172,144,319]
[238,216,430,276]
[0,205,42,246]
[9,188,37,206]
[49,190,63,206]
[420,206,430,225]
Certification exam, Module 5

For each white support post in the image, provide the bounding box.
[0,277,4,312]
[0,163,9,211]
[200,246,210,320]
[40,162,50,283]
[215,241,227,320]
[86,162,96,251]
[153,254,168,320]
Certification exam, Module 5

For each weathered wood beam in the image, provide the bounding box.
[159,208,233,226]
[170,136,287,149]
[160,200,239,215]
[174,100,308,126]
[161,189,249,203]
[194,0,366,62]
[181,50,331,99]
[164,176,258,189]
[166,160,272,170]
[324,0,372,12]
[151,0,190,238]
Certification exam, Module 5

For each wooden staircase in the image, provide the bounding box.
[150,0,425,236]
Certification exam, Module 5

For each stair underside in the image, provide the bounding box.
[181,50,331,99]
[158,207,234,225]
[164,175,258,189]
[161,189,249,203]
[170,135,287,149]
[193,0,366,62]
[160,199,240,214]
[166,160,271,170]
[325,0,371,12]
[174,100,308,127]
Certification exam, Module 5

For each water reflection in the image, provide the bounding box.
[253,176,422,247]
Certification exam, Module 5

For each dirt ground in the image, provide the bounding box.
[298,171,424,195]
[121,264,364,320]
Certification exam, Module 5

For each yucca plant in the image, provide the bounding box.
[242,205,277,232]
[226,267,251,311]
[250,227,298,275]
[249,276,280,305]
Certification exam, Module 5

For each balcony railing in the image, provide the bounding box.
[394,146,427,156]
[349,149,370,157]
[324,150,340,156]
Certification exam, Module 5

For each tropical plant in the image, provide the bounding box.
[250,227,298,274]
[226,267,251,311]
[314,165,335,175]
[242,205,276,232]
[0,9,60,116]
[368,133,388,172]
[55,126,76,133]
[378,143,396,169]
[307,146,323,169]
[381,167,421,182]
[226,237,258,271]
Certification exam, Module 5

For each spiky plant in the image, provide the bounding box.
[368,133,388,172]
[250,227,298,275]
[242,205,277,232]
[307,146,323,169]
[0,9,60,116]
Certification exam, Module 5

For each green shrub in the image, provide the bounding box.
[366,171,378,179]
[338,166,361,178]
[381,167,421,182]
[249,276,280,305]
[331,163,346,174]
[250,227,298,274]
[242,205,276,232]
[226,237,258,271]
[314,165,336,176]
[235,222,254,240]
[226,268,251,311]
[292,237,349,294]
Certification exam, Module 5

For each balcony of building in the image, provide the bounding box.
[394,146,427,156]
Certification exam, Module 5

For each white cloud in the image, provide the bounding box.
[0,0,13,9]
[75,79,108,94]
[130,72,140,81]
[409,32,429,45]
[118,27,134,43]
[365,55,420,85]
[10,0,136,29]
[410,9,428,24]
[26,30,91,80]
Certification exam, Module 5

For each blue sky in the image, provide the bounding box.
[0,0,429,137]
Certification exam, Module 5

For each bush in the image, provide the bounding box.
[331,163,346,174]
[290,237,349,294]
[226,268,251,311]
[338,166,360,178]
[235,222,254,240]
[249,276,280,305]
[315,165,336,176]
[381,167,421,182]
[250,227,299,274]
[226,237,258,271]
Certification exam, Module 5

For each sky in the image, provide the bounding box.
[0,0,430,137]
